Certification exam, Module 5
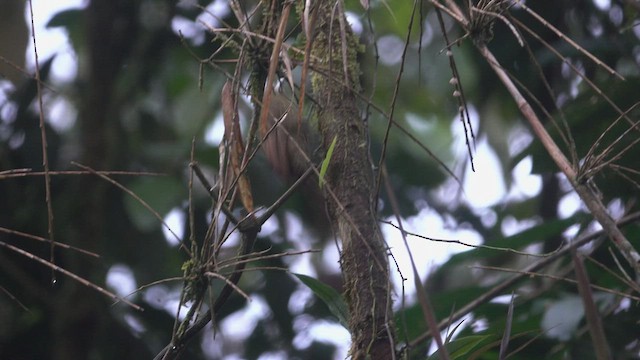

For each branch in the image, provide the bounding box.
[153,213,260,360]
[406,211,640,350]
[475,43,640,279]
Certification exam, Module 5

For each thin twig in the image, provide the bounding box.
[380,220,561,258]
[0,169,164,179]
[382,164,450,360]
[375,0,419,199]
[0,240,142,310]
[0,227,99,258]
[406,211,640,349]
[72,162,186,252]
[475,43,640,278]
[27,0,56,284]
[513,0,624,80]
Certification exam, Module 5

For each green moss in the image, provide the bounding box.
[307,4,363,96]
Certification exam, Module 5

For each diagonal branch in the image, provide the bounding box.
[475,43,640,279]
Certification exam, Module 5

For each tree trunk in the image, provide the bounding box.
[52,1,138,359]
[309,2,395,358]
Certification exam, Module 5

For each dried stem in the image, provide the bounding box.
[475,43,640,279]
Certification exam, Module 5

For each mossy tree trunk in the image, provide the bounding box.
[307,2,395,358]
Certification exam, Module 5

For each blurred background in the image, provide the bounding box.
[1,0,639,359]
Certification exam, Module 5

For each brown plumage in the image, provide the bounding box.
[260,94,312,183]
[260,93,330,238]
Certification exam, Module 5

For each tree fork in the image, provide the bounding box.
[304,1,395,358]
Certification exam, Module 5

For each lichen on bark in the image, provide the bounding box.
[303,1,396,358]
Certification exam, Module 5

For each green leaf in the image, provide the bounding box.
[46,9,85,53]
[319,135,337,188]
[292,273,349,328]
[426,335,492,360]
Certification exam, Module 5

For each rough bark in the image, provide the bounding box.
[309,2,395,358]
